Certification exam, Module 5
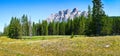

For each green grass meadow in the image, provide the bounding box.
[0,36,120,56]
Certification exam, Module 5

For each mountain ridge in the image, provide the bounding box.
[46,8,88,22]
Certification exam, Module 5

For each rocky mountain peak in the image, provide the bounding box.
[46,8,88,22]
[72,8,78,12]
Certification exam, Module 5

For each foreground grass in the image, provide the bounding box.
[0,36,120,56]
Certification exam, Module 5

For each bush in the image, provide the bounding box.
[70,32,74,39]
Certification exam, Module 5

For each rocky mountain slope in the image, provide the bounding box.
[46,8,88,22]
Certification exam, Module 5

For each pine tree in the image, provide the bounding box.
[71,19,74,35]
[8,17,22,39]
[79,16,86,35]
[42,20,48,35]
[21,15,29,36]
[65,19,71,35]
[32,22,36,36]
[48,22,54,35]
[52,21,56,35]
[59,21,66,35]
[91,0,105,36]
[86,5,92,35]
[73,17,80,35]
[88,5,92,19]
[56,22,59,35]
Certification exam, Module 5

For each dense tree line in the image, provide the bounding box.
[3,15,120,38]
[2,0,120,38]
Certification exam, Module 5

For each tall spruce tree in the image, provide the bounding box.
[91,0,105,36]
[85,5,92,35]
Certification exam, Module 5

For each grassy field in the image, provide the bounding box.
[0,36,120,56]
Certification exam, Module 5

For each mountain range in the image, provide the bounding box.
[46,8,88,22]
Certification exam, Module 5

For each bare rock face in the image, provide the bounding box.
[46,8,88,22]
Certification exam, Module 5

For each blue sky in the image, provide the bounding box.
[0,0,120,32]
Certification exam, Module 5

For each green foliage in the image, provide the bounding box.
[48,21,56,35]
[55,22,59,35]
[3,25,9,36]
[42,20,48,35]
[0,32,2,37]
[100,16,112,35]
[5,16,120,37]
[72,16,86,35]
[21,15,29,36]
[8,17,22,39]
[112,17,120,35]
[85,5,92,36]
[73,17,80,35]
[32,21,42,36]
[91,0,105,36]
[32,22,36,36]
[79,16,86,35]
[65,19,72,35]
[59,21,66,35]
[88,5,92,18]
